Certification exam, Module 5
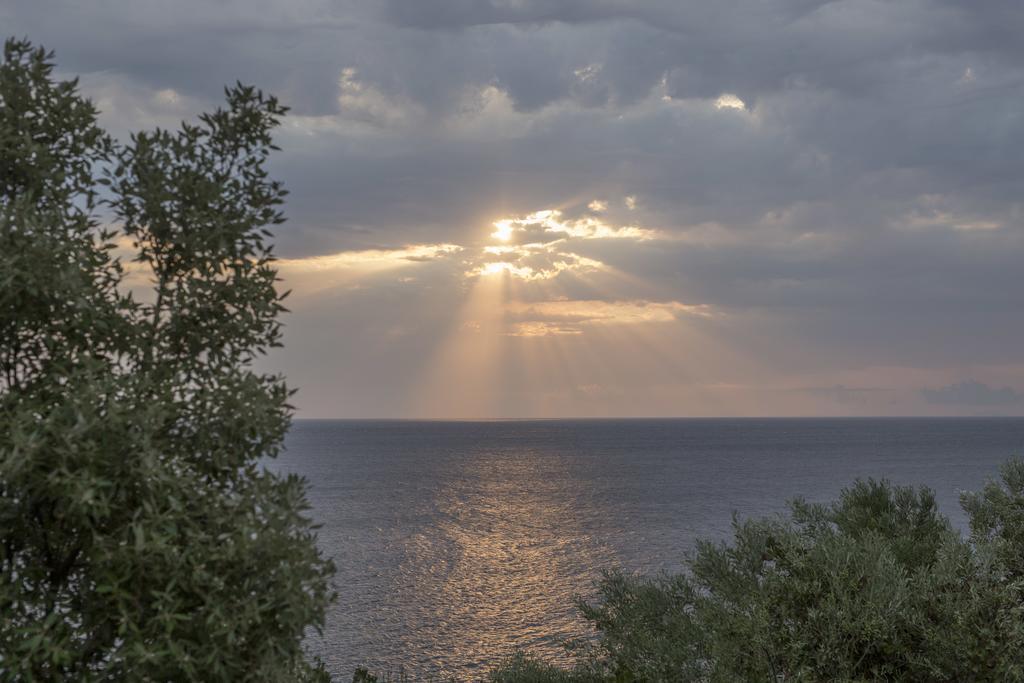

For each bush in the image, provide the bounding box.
[487,652,599,683]
[0,38,333,680]
[489,461,1024,682]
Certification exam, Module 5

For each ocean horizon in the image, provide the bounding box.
[271,417,1024,678]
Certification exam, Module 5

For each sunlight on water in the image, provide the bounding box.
[421,452,614,673]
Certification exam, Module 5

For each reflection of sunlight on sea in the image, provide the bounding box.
[396,449,615,675]
[284,422,636,678]
[409,448,610,671]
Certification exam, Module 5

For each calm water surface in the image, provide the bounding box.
[271,418,1024,678]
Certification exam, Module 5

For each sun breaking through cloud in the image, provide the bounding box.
[24,0,1023,416]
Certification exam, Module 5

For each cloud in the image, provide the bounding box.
[713,93,746,111]
[491,209,661,243]
[7,0,1024,415]
[505,299,712,336]
[334,66,426,128]
[922,381,1023,407]
[466,251,604,281]
[276,244,463,295]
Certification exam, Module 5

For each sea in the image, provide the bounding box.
[270,418,1024,679]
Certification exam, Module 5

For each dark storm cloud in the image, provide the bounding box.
[4,0,1023,414]
[381,0,1024,106]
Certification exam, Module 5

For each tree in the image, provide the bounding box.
[0,38,334,680]
[481,461,1024,682]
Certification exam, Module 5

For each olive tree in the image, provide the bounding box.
[0,38,334,681]
[484,460,1024,683]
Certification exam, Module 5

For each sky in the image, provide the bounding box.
[6,0,1024,418]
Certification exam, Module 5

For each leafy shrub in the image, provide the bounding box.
[490,461,1024,681]
[488,652,600,683]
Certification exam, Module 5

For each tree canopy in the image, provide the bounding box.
[485,460,1024,682]
[0,38,333,681]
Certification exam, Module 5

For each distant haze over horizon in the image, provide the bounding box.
[290,415,1024,422]
[8,0,1024,418]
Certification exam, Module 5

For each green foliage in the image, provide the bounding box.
[350,666,457,683]
[963,459,1024,579]
[0,38,333,680]
[487,462,1024,682]
[353,667,379,683]
[487,652,599,683]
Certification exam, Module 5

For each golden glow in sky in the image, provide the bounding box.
[491,220,514,242]
[278,243,463,272]
[264,195,1022,419]
[270,203,722,416]
[488,209,659,242]
[277,204,700,329]
[714,93,746,111]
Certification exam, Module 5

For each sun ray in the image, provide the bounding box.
[408,270,511,418]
